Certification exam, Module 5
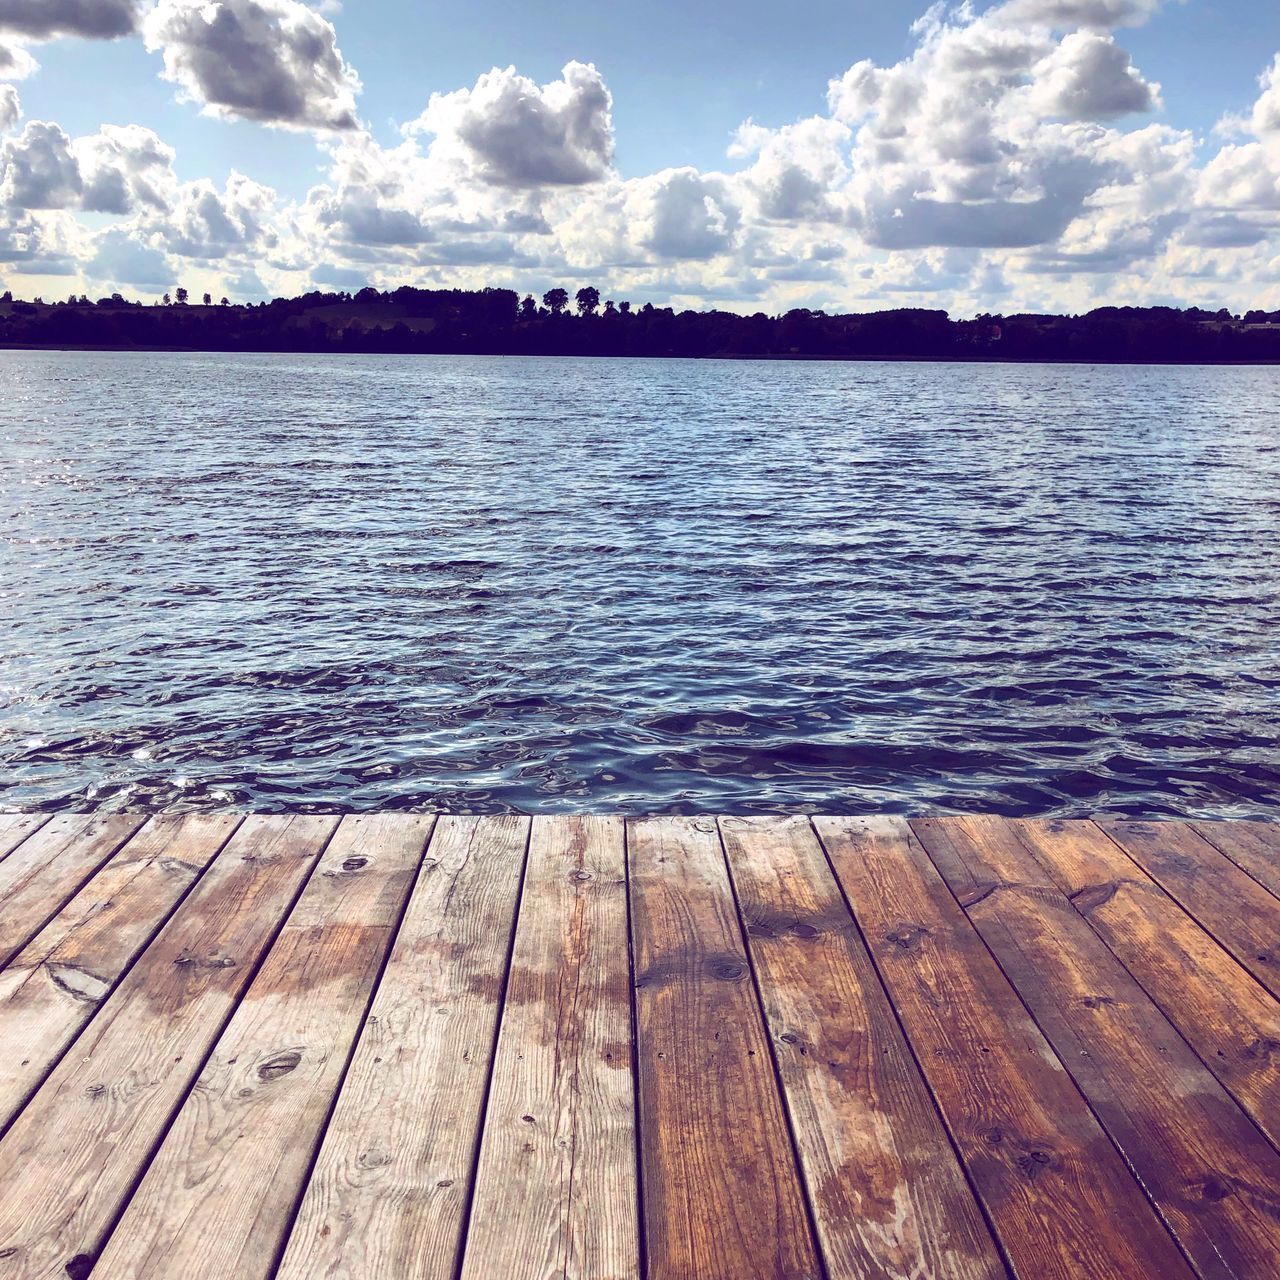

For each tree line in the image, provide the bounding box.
[3,284,1280,363]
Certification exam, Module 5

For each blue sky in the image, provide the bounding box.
[4,0,1280,314]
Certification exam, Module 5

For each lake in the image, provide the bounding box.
[1,350,1277,817]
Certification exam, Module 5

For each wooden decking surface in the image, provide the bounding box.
[0,812,1278,1279]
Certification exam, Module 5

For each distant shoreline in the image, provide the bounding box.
[5,286,1280,364]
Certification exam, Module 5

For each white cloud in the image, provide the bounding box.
[0,39,36,79]
[142,0,361,132]
[0,84,17,132]
[408,62,613,188]
[991,0,1166,32]
[74,124,176,213]
[0,120,81,208]
[1026,32,1160,119]
[0,0,144,40]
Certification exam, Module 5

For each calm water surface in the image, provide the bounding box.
[1,350,1277,817]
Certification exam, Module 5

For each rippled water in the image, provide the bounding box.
[1,349,1277,817]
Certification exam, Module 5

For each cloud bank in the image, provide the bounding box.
[2,0,1280,318]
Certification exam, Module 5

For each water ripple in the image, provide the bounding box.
[1,350,1277,817]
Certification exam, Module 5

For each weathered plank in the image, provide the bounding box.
[814,816,1195,1280]
[1190,821,1280,900]
[0,814,144,969]
[1011,817,1280,1150]
[93,814,431,1279]
[460,815,638,1280]
[277,815,530,1280]
[0,814,337,1280]
[1098,819,1280,999]
[629,816,820,1280]
[720,815,1005,1280]
[917,815,1280,1280]
[0,813,49,864]
[0,813,240,1131]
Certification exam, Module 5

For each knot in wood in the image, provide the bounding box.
[258,1050,302,1081]
[569,869,594,883]
[341,856,369,872]
[708,958,746,982]
[885,923,929,952]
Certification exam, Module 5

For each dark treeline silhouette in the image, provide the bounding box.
[4,285,1280,362]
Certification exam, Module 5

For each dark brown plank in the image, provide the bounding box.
[720,816,1005,1280]
[0,814,338,1280]
[1012,817,1280,1151]
[0,814,144,969]
[0,814,241,1131]
[1191,821,1280,900]
[916,815,1280,1280]
[814,816,1195,1280]
[460,816,638,1280]
[277,815,530,1280]
[1098,819,1280,999]
[629,816,820,1280]
[93,814,432,1279]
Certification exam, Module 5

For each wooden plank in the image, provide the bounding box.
[0,813,241,1131]
[93,813,432,1279]
[916,815,1280,1280]
[814,816,1195,1280]
[0,814,337,1280]
[277,815,530,1280]
[0,813,50,864]
[1190,821,1280,900]
[720,815,1005,1280]
[629,815,820,1280]
[0,814,145,969]
[459,816,638,1280]
[1097,819,1280,999]
[1011,817,1280,1151]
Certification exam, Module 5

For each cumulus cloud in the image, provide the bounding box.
[0,39,36,79]
[992,0,1165,31]
[0,120,80,207]
[75,124,175,213]
[0,0,143,40]
[1027,32,1160,119]
[142,0,361,132]
[409,62,613,187]
[89,226,172,287]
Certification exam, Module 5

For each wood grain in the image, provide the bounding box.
[917,815,1280,1280]
[276,815,530,1280]
[1098,819,1280,999]
[720,815,1005,1280]
[1012,817,1280,1151]
[0,813,50,866]
[629,816,821,1280]
[815,815,1194,1280]
[0,813,240,1131]
[0,814,337,1280]
[461,815,639,1280]
[0,814,144,969]
[93,814,431,1279]
[1190,821,1280,900]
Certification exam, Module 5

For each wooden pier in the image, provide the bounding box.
[0,811,1277,1278]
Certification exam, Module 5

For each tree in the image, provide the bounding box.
[519,294,538,320]
[162,293,171,306]
[575,286,600,315]
[619,300,632,315]
[543,287,569,315]
[203,293,212,306]
[221,297,230,306]
[175,287,189,305]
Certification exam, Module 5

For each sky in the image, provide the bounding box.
[3,0,1280,316]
